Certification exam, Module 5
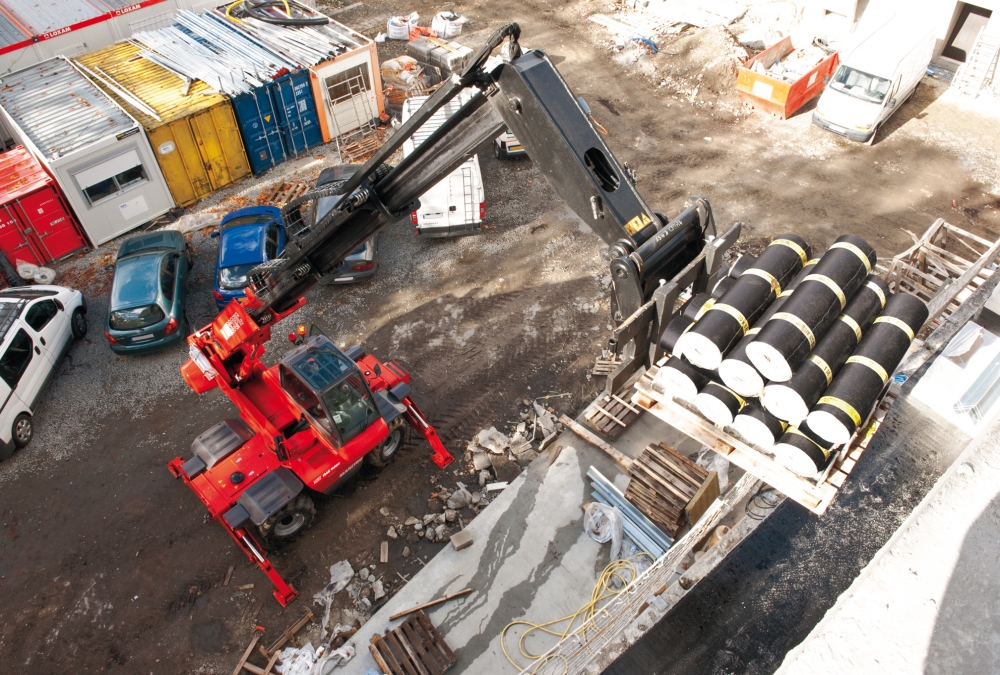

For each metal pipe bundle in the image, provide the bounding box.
[807,293,928,445]
[651,355,712,402]
[675,234,810,370]
[746,235,877,382]
[731,401,788,448]
[772,420,837,476]
[762,274,889,423]
[694,382,746,426]
[717,255,821,397]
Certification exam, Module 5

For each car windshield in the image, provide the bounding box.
[218,263,257,290]
[223,214,274,229]
[109,304,165,330]
[828,66,891,103]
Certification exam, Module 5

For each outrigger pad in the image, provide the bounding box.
[374,390,405,425]
[224,503,251,530]
[181,455,208,479]
[237,468,304,525]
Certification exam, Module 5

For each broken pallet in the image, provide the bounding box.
[584,384,643,440]
[340,136,382,163]
[624,442,718,537]
[258,181,310,207]
[369,610,456,675]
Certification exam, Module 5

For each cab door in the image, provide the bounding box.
[0,327,49,412]
[23,298,69,362]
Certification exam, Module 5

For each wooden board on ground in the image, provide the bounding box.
[258,181,310,207]
[633,366,894,517]
[624,442,717,537]
[583,384,643,440]
[369,610,457,675]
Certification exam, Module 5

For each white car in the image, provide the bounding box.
[493,128,527,159]
[0,285,87,460]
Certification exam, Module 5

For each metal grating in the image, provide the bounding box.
[0,57,136,161]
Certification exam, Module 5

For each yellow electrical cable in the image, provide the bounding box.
[225,0,242,21]
[501,555,653,673]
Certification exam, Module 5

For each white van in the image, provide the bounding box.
[402,92,485,237]
[812,18,935,145]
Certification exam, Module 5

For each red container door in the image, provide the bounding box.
[17,186,89,262]
[0,202,44,267]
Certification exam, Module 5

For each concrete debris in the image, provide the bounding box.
[516,449,540,467]
[434,524,448,540]
[427,497,444,513]
[404,517,420,526]
[424,529,436,541]
[486,482,509,492]
[434,513,446,524]
[361,597,372,610]
[445,509,457,522]
[447,488,472,510]
[372,580,386,602]
[522,399,531,407]
[471,491,481,504]
[479,470,491,486]
[472,452,493,470]
[451,530,473,551]
[413,522,424,532]
[476,427,510,454]
[379,507,390,517]
[387,526,398,539]
[516,422,526,433]
[456,482,466,490]
[490,454,521,483]
[402,547,411,558]
[422,514,438,525]
[359,568,370,582]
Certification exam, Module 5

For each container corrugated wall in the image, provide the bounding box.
[75,42,251,207]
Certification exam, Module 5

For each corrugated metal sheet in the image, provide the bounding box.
[0,145,50,201]
[0,57,136,161]
[1,0,105,35]
[0,10,27,49]
[75,41,251,207]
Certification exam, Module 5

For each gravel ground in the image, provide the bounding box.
[0,0,997,673]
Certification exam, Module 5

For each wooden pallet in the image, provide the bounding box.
[341,135,383,163]
[369,610,457,675]
[624,442,718,537]
[633,365,897,516]
[583,384,643,440]
[258,181,310,207]
[592,354,623,376]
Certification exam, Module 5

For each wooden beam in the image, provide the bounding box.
[232,636,260,675]
[559,415,632,469]
[388,588,474,621]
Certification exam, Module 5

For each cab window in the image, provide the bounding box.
[24,300,58,332]
[280,367,332,435]
[0,329,33,389]
[319,374,379,443]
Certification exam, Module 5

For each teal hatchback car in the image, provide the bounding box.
[104,231,191,355]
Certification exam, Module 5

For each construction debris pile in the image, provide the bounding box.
[655,234,928,477]
[466,398,565,480]
[749,44,830,83]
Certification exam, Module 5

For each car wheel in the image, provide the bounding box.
[71,307,88,339]
[258,494,316,543]
[366,425,406,468]
[12,413,32,448]
[493,143,503,160]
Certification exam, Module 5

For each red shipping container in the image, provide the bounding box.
[0,146,90,269]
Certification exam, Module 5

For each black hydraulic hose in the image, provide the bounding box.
[241,0,329,25]
[459,22,521,83]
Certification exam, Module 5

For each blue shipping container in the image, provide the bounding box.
[231,69,324,176]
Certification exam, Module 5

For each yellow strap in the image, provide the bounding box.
[830,241,872,272]
[772,312,816,349]
[693,298,716,321]
[805,257,820,267]
[772,238,808,265]
[788,426,831,459]
[713,383,747,408]
[866,281,886,308]
[710,304,750,334]
[746,326,761,336]
[874,315,915,341]
[818,396,861,425]
[804,273,846,309]
[839,314,862,342]
[809,354,833,385]
[847,355,888,384]
[744,268,781,295]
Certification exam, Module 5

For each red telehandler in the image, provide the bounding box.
[169,24,736,605]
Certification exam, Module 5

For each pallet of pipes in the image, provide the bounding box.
[654,234,928,479]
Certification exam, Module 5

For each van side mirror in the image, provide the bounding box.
[888,97,897,108]
[210,230,220,239]
[104,264,114,272]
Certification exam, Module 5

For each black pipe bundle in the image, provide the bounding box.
[731,401,788,448]
[772,421,838,476]
[675,234,810,370]
[806,293,928,445]
[682,293,716,321]
[729,254,758,279]
[659,314,694,354]
[717,255,821,397]
[762,274,889,423]
[694,382,747,426]
[746,235,877,382]
[651,355,713,402]
[712,276,736,299]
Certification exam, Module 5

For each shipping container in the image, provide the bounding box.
[736,38,840,120]
[0,57,174,245]
[75,41,251,207]
[0,146,90,268]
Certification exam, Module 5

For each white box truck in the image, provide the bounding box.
[812,17,936,145]
[402,92,485,237]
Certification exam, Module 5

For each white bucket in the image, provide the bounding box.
[432,12,465,38]
[387,12,418,40]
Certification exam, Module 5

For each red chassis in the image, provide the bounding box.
[168,293,452,605]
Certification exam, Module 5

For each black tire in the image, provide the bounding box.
[71,307,87,339]
[493,143,504,160]
[12,413,32,449]
[258,494,315,543]
[366,425,406,468]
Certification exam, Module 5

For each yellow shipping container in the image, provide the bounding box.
[75,43,250,208]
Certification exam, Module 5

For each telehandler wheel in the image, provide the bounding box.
[258,494,316,543]
[365,424,407,468]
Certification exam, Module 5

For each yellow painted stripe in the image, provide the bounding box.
[773,312,816,348]
[839,314,862,342]
[818,396,861,425]
[804,273,846,309]
[874,315,915,340]
[809,354,833,384]
[866,281,886,308]
[830,241,872,272]
[847,355,888,384]
[772,238,808,265]
[710,303,750,334]
[744,268,781,295]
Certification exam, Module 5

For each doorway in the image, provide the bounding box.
[943,3,993,62]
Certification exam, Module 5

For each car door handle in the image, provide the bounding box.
[34,346,40,354]
[39,337,45,346]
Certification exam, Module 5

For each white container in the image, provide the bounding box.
[387,12,418,40]
[432,12,466,39]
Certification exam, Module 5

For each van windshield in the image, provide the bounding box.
[829,66,891,103]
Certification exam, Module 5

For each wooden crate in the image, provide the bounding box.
[369,610,457,675]
[583,384,643,440]
[625,442,719,536]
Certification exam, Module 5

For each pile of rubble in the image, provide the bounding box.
[466,399,564,480]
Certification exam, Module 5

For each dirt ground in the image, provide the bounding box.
[0,0,998,673]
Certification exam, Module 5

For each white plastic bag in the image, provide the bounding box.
[33,267,56,284]
[696,446,730,494]
[584,502,624,560]
[313,560,355,634]
[15,260,37,280]
[387,12,418,40]
[431,12,466,38]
